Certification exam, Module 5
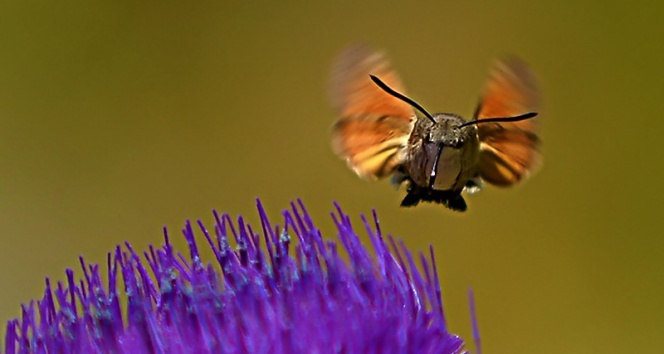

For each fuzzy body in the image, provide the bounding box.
[397,113,481,211]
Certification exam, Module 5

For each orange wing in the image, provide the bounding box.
[476,57,542,186]
[329,45,415,180]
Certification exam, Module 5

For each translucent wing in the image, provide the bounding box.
[476,57,542,186]
[329,45,415,180]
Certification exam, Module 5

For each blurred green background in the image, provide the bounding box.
[1,1,662,353]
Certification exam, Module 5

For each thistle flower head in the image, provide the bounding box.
[5,200,469,353]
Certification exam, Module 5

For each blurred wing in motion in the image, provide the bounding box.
[475,57,542,186]
[329,45,415,180]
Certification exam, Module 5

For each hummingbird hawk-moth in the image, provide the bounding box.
[329,45,541,212]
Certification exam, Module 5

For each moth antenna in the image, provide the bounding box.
[370,75,437,124]
[458,112,538,128]
[371,74,537,128]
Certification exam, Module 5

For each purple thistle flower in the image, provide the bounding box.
[4,200,471,354]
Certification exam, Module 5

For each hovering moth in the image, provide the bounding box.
[329,45,541,212]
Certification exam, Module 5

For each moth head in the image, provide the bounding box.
[426,113,474,148]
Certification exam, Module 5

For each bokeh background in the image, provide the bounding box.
[1,1,662,353]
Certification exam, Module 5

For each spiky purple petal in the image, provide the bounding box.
[5,200,467,354]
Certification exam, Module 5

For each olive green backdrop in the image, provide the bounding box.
[1,2,662,353]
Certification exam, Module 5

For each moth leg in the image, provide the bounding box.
[391,168,409,188]
[464,176,483,195]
